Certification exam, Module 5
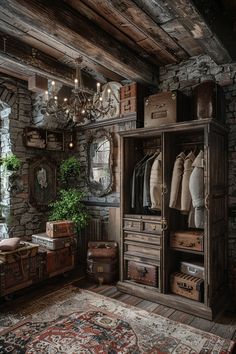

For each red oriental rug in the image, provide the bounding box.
[0,285,235,353]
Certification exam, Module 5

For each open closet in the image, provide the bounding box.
[118,118,227,320]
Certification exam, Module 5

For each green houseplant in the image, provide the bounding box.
[0,154,22,172]
[59,156,81,187]
[49,157,89,233]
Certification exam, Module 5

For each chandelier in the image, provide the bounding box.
[44,58,115,126]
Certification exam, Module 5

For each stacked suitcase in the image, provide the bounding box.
[32,220,77,278]
[87,241,118,285]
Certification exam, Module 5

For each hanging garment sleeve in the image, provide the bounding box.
[181,151,195,214]
[169,152,186,210]
[143,152,159,207]
[189,150,205,228]
[150,152,162,211]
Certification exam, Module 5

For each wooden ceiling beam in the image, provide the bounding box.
[162,0,231,64]
[77,0,187,64]
[0,0,158,84]
[0,31,96,91]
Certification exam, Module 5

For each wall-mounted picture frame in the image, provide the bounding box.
[28,156,57,211]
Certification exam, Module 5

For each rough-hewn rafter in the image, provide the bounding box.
[0,0,158,84]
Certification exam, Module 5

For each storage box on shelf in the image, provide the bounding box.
[170,272,204,301]
[23,127,64,151]
[119,82,146,127]
[144,90,192,128]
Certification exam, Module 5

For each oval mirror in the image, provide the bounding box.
[86,129,113,196]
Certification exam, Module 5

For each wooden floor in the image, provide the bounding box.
[1,270,236,342]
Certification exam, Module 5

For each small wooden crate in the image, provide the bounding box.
[46,220,75,238]
[0,242,39,263]
[170,272,204,301]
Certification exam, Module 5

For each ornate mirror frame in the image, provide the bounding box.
[86,129,113,197]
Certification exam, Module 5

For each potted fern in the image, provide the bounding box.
[49,157,89,233]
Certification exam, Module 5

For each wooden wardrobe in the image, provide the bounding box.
[118,119,227,320]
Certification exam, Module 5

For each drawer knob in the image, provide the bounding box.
[152,225,156,231]
[128,222,133,227]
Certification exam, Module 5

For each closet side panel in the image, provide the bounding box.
[206,125,227,307]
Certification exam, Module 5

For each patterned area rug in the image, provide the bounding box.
[0,285,235,353]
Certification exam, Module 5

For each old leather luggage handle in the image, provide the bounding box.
[177,281,193,292]
[137,267,148,277]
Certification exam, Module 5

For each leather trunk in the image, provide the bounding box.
[0,242,39,263]
[0,255,43,296]
[31,232,77,251]
[170,272,204,301]
[127,260,157,286]
[87,259,118,284]
[144,90,191,128]
[87,241,118,259]
[46,220,75,238]
[87,241,118,284]
[193,80,226,123]
[170,230,204,252]
[45,247,75,277]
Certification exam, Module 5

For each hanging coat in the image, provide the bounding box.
[169,152,186,210]
[150,152,162,211]
[181,151,195,214]
[189,150,205,228]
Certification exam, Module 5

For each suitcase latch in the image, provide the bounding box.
[137,267,148,277]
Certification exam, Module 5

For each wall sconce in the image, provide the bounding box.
[68,130,76,150]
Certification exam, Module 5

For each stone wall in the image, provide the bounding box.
[159,54,236,296]
[0,81,69,239]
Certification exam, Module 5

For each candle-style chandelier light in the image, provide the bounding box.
[44,58,115,126]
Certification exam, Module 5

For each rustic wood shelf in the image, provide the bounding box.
[23,127,64,151]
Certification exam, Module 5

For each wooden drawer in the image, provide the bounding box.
[124,232,161,246]
[120,82,137,100]
[124,240,161,260]
[143,220,162,235]
[127,260,158,287]
[123,218,141,232]
[120,97,136,116]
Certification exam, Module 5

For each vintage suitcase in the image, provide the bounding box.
[46,220,75,238]
[170,272,204,301]
[120,97,137,116]
[87,241,118,259]
[170,230,204,252]
[31,232,77,251]
[87,241,118,284]
[193,80,226,123]
[0,241,39,263]
[0,255,43,296]
[127,260,157,287]
[87,259,118,284]
[180,261,205,279]
[144,90,191,128]
[46,247,75,277]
